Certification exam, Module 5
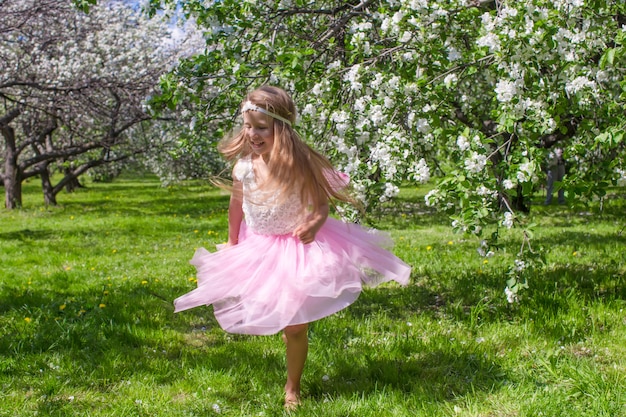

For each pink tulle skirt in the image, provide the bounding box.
[173,217,411,335]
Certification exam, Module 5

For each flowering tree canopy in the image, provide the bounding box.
[148,0,624,210]
[146,0,625,298]
[0,0,196,208]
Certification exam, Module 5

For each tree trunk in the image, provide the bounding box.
[40,163,57,206]
[64,165,83,193]
[2,124,22,209]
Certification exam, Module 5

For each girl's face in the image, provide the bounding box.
[243,110,275,158]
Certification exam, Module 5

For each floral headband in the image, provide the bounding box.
[241,101,292,126]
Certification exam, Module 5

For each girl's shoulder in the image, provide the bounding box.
[233,155,253,182]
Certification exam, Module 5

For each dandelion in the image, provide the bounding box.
[24,317,32,323]
[194,230,199,233]
[448,241,454,245]
[483,259,489,264]
[141,280,148,285]
[112,249,118,254]
[70,215,75,220]
[572,251,578,256]
[59,304,66,311]
[426,245,432,251]
[99,304,106,308]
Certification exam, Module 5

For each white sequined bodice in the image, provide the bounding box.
[234,157,308,235]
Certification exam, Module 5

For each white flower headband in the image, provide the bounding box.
[241,101,292,126]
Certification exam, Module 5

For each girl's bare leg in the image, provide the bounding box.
[282,323,309,409]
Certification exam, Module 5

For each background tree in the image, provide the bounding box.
[0,0,202,208]
[147,0,625,298]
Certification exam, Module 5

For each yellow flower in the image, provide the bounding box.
[194,230,199,234]
[64,266,71,271]
[141,280,148,285]
[426,245,432,251]
[483,259,489,264]
[103,290,109,296]
[188,277,195,282]
[112,249,117,254]
[99,304,106,309]
[70,216,75,220]
[59,304,66,311]
[24,317,32,323]
[573,251,578,256]
[447,241,454,245]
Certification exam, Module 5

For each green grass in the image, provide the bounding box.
[1,176,625,416]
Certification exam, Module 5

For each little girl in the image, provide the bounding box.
[174,86,411,409]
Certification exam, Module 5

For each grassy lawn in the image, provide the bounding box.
[1,176,625,416]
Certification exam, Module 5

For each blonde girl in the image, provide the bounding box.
[174,86,411,409]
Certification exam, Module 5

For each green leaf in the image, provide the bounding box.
[599,48,616,69]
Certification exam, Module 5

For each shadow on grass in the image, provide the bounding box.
[307,348,506,403]
[49,194,230,219]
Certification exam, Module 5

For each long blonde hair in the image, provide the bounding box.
[218,86,357,210]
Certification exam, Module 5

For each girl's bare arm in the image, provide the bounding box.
[227,179,244,246]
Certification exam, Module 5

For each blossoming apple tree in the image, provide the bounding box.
[155,0,625,298]
[0,0,200,208]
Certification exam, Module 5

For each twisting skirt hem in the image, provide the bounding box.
[173,217,411,335]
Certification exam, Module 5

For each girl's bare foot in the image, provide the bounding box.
[284,391,301,411]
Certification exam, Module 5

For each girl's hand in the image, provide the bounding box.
[293,204,329,244]
[293,221,320,244]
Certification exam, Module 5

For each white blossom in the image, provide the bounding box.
[447,46,462,61]
[410,158,430,183]
[505,286,518,303]
[494,80,518,102]
[477,33,500,52]
[456,135,470,151]
[502,179,516,189]
[444,73,458,88]
[465,152,487,173]
[565,76,596,96]
[380,182,400,202]
[415,118,430,134]
[516,162,535,183]
[502,211,514,229]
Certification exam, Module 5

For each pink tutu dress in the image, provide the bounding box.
[174,157,411,335]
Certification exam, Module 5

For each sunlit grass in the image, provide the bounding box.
[0,176,625,416]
